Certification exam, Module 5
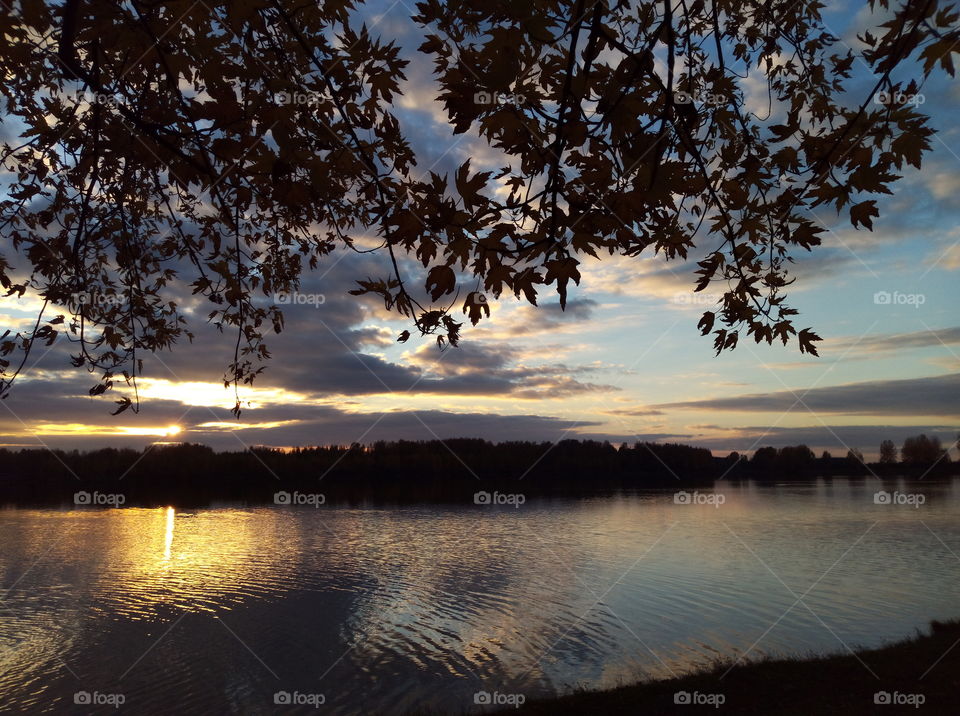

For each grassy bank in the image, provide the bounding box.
[497,620,960,714]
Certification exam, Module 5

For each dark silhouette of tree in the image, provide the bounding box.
[0,1,956,410]
[0,438,721,504]
[879,439,898,464]
[751,446,778,471]
[901,433,949,465]
[748,444,814,474]
[777,445,815,473]
[1,436,956,505]
[846,447,865,465]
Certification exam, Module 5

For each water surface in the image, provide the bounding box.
[1,478,959,713]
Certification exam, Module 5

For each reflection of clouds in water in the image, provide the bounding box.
[1,484,960,713]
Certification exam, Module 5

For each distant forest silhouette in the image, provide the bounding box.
[1,434,956,507]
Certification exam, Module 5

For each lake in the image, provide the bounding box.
[1,478,958,713]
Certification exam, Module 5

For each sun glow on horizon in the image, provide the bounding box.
[27,423,183,437]
[116,424,183,438]
[135,378,306,409]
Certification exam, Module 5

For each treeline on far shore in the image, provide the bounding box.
[0,436,956,507]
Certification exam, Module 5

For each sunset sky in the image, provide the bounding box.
[0,2,957,459]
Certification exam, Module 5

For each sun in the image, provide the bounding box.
[164,425,182,437]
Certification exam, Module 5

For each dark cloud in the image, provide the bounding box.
[410,341,516,376]
[406,339,618,398]
[656,373,960,417]
[502,298,599,336]
[694,424,959,459]
[0,394,624,451]
[3,245,615,406]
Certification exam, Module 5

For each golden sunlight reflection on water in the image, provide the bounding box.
[163,507,174,563]
[1,480,959,714]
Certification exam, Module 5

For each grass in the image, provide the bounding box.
[494,620,960,714]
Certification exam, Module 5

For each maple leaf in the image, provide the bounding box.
[111,396,133,415]
[850,200,879,230]
[697,311,715,335]
[798,328,822,356]
[454,159,492,211]
[543,257,581,310]
[463,292,490,326]
[425,265,456,302]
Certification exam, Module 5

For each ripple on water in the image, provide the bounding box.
[0,484,959,714]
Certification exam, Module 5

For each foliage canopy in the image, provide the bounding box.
[0,0,956,413]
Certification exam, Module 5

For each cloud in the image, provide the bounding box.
[0,248,621,451]
[455,298,597,341]
[578,253,700,302]
[924,169,960,204]
[694,424,959,457]
[489,298,600,337]
[930,242,960,271]
[575,243,870,309]
[603,407,665,417]
[844,3,900,53]
[829,326,960,354]
[655,372,960,417]
[405,338,619,399]
[0,389,628,450]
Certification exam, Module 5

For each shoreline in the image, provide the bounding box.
[3,475,957,510]
[493,620,960,714]
[3,474,957,510]
[1,440,955,507]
